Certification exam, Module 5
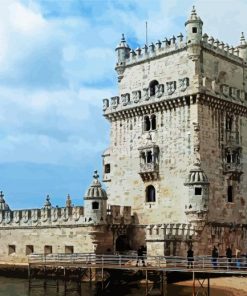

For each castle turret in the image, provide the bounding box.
[84,171,107,224]
[43,195,52,209]
[0,191,10,211]
[115,34,130,82]
[184,160,209,223]
[238,32,247,62]
[185,6,203,45]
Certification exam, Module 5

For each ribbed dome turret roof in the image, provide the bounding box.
[84,171,107,200]
[184,160,209,185]
[0,191,10,210]
[115,34,130,51]
[185,6,203,25]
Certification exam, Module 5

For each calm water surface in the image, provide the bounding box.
[0,276,234,296]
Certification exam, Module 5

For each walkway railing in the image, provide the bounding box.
[28,253,247,274]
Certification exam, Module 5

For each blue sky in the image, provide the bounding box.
[0,0,246,209]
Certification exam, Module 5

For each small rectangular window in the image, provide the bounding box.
[65,246,74,254]
[26,245,34,255]
[44,245,52,254]
[104,164,110,174]
[227,186,233,202]
[192,27,197,33]
[92,201,99,210]
[8,245,16,255]
[195,187,202,195]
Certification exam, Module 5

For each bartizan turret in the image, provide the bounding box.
[238,32,247,62]
[84,171,107,224]
[115,34,130,82]
[0,191,10,211]
[185,6,203,45]
[184,160,209,224]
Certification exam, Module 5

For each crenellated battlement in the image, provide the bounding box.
[0,205,133,228]
[0,206,84,227]
[122,34,186,67]
[103,77,191,117]
[103,81,247,119]
[117,33,245,69]
[145,223,200,241]
[201,34,243,64]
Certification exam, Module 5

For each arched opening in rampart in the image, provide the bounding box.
[115,235,131,253]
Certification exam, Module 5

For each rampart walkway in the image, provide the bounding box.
[27,253,247,296]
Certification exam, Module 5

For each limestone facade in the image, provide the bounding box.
[103,7,247,256]
[1,7,247,263]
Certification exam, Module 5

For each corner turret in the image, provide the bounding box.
[0,191,10,211]
[84,171,107,224]
[238,32,247,62]
[115,34,130,82]
[185,6,203,45]
[43,195,52,209]
[184,160,209,223]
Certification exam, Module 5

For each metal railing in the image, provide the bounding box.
[28,253,247,273]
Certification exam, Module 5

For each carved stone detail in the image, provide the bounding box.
[166,81,176,95]
[178,77,189,91]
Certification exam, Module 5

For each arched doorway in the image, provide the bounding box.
[115,235,131,253]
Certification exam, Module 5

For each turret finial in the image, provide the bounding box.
[44,194,52,208]
[0,191,4,200]
[121,33,125,42]
[93,170,99,180]
[240,32,246,45]
[66,194,72,207]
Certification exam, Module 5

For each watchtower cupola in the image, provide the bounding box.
[238,32,247,62]
[185,6,203,45]
[84,171,107,224]
[184,160,209,223]
[115,34,130,82]
[115,34,130,64]
[0,191,10,211]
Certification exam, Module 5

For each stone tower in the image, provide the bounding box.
[102,7,247,256]
[84,171,108,224]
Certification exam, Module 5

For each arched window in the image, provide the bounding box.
[227,186,233,203]
[226,153,231,163]
[226,116,233,131]
[147,151,152,163]
[92,201,99,210]
[144,116,150,131]
[146,185,156,202]
[151,114,156,130]
[149,80,159,97]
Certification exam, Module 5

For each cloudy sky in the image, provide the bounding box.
[0,0,246,209]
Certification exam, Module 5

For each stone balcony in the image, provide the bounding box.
[139,162,159,181]
[223,162,243,176]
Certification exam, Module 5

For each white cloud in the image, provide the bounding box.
[0,0,246,206]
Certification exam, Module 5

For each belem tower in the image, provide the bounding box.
[0,7,247,263]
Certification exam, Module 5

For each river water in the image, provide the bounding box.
[0,276,234,296]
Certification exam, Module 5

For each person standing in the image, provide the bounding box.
[212,246,219,268]
[187,247,194,269]
[136,246,145,267]
[226,246,232,269]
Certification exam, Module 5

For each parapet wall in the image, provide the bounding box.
[0,204,133,228]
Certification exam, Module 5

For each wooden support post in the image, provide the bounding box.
[208,274,210,296]
[28,265,31,292]
[89,267,92,287]
[192,271,195,296]
[161,271,164,296]
[56,276,59,293]
[43,266,47,290]
[64,267,67,293]
[101,267,104,291]
[145,269,148,296]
